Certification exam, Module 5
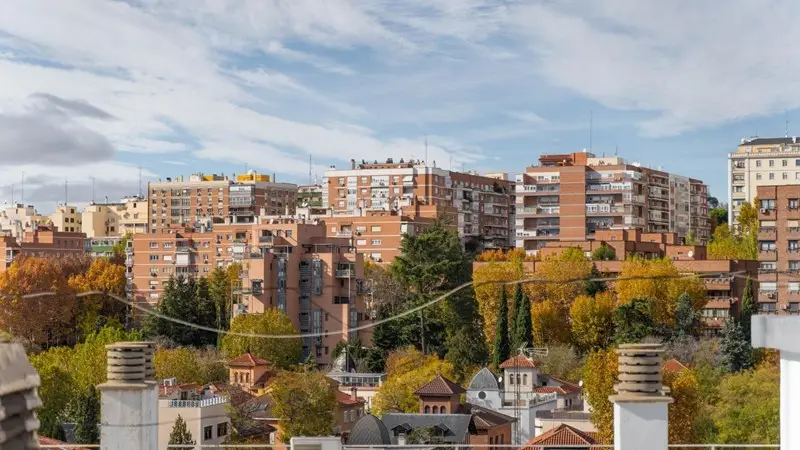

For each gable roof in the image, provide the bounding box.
[337,390,365,406]
[499,355,537,369]
[415,375,466,396]
[381,413,474,444]
[229,353,270,367]
[524,424,598,448]
[464,403,517,429]
[663,359,688,373]
[545,376,582,394]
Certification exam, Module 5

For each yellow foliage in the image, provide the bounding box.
[532,248,592,311]
[663,368,700,444]
[473,261,523,345]
[531,300,570,344]
[569,291,616,351]
[475,248,534,262]
[582,347,618,444]
[372,347,456,415]
[614,257,705,327]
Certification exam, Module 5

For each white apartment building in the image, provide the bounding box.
[728,136,800,224]
[0,204,47,238]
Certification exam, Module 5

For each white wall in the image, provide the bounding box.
[157,399,231,450]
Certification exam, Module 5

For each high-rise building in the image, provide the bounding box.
[50,204,82,233]
[147,172,297,233]
[128,217,370,364]
[756,185,800,314]
[728,136,800,225]
[321,159,514,260]
[515,152,710,255]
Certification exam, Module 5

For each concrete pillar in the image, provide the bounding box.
[609,344,673,450]
[752,315,800,450]
[0,342,43,449]
[98,342,158,450]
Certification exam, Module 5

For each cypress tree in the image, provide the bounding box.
[673,292,699,341]
[74,386,100,444]
[168,415,196,446]
[720,318,754,372]
[739,276,755,339]
[491,287,511,368]
[513,285,533,350]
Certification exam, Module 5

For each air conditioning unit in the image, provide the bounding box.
[760,208,768,213]
[782,304,790,310]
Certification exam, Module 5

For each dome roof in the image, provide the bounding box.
[348,414,391,446]
[468,368,500,391]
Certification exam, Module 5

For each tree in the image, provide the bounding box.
[591,244,616,261]
[407,426,446,445]
[209,267,233,335]
[71,325,143,390]
[221,310,303,369]
[512,284,533,350]
[270,371,336,441]
[110,233,132,264]
[154,347,203,384]
[473,261,522,347]
[144,276,217,347]
[442,290,488,375]
[168,415,196,446]
[532,343,584,382]
[713,364,779,444]
[68,257,128,338]
[585,264,607,297]
[491,287,511,369]
[582,348,618,443]
[531,300,570,344]
[372,347,457,415]
[74,386,100,444]
[709,206,728,228]
[708,196,720,209]
[570,292,616,351]
[738,276,755,339]
[719,319,753,372]
[532,248,592,311]
[673,292,700,341]
[0,256,76,346]
[391,219,469,294]
[614,298,658,344]
[29,346,76,439]
[663,367,700,444]
[614,257,705,328]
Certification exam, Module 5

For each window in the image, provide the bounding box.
[356,239,367,246]
[425,405,431,413]
[769,160,775,167]
[371,239,382,246]
[360,176,368,183]
[761,282,777,292]
[769,172,775,180]
[791,240,800,251]
[164,242,173,248]
[791,199,800,209]
[217,423,228,437]
[790,282,800,293]
[760,241,776,250]
[343,411,349,423]
[286,230,292,238]
[338,200,345,208]
[509,374,514,385]
[791,261,800,271]
[784,160,789,166]
[516,374,521,384]
[756,160,762,167]
[371,225,382,232]
[733,186,743,192]
[523,374,528,385]
[204,426,213,440]
[432,406,438,414]
[761,199,776,210]
[756,173,762,180]
[440,406,446,414]
[784,173,790,180]
[149,242,158,248]
[149,254,158,261]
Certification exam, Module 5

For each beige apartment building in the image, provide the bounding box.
[322,159,513,260]
[515,152,710,255]
[147,172,297,233]
[729,137,800,225]
[82,196,149,238]
[128,217,370,363]
[755,185,800,314]
[0,204,48,238]
[50,204,82,233]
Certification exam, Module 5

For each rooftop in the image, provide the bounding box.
[414,374,466,396]
[499,354,538,369]
[228,353,270,367]
[523,423,598,448]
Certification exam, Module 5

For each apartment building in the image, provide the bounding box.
[754,185,800,314]
[322,159,513,259]
[157,392,230,450]
[515,152,710,255]
[0,204,48,238]
[128,217,371,363]
[50,204,82,233]
[728,136,800,224]
[81,196,149,238]
[0,225,88,270]
[147,172,297,233]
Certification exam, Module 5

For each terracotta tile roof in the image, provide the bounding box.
[499,355,537,369]
[663,359,688,373]
[534,386,574,395]
[464,403,516,430]
[547,376,582,393]
[523,424,598,448]
[337,390,365,406]
[414,375,466,396]
[38,436,89,449]
[229,353,270,367]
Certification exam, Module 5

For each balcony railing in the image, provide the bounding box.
[335,268,355,278]
[167,397,228,408]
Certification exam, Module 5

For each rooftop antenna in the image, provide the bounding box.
[449,154,453,170]
[64,177,68,205]
[424,134,428,165]
[10,184,14,204]
[92,177,96,203]
[309,154,313,186]
[615,145,619,156]
[786,110,790,138]
[589,109,594,152]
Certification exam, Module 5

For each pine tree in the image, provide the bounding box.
[492,287,511,368]
[585,264,607,296]
[739,276,755,339]
[74,386,100,444]
[195,276,217,346]
[673,292,699,341]
[720,319,754,372]
[168,415,196,446]
[513,284,532,350]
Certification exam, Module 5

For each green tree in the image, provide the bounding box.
[372,347,457,415]
[719,319,753,372]
[154,347,202,383]
[391,219,469,293]
[738,276,755,339]
[585,263,607,297]
[145,276,217,346]
[713,364,779,444]
[591,244,616,261]
[614,298,658,344]
[221,310,302,369]
[491,287,511,369]
[29,347,76,440]
[270,371,336,441]
[442,289,488,375]
[673,292,700,341]
[74,386,100,444]
[511,284,532,350]
[168,415,196,446]
[710,206,728,228]
[407,426,446,446]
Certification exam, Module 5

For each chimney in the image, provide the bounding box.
[351,159,356,169]
[0,342,44,449]
[98,342,158,450]
[609,343,672,450]
[397,434,406,446]
[350,387,358,402]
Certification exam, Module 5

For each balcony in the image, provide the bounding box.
[704,276,732,289]
[518,205,560,216]
[760,249,778,261]
[759,227,777,239]
[759,290,779,302]
[166,397,228,408]
[258,235,273,243]
[336,231,353,238]
[624,216,646,226]
[622,193,645,204]
[515,184,560,194]
[335,268,355,278]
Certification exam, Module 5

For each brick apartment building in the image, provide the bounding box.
[755,185,800,314]
[515,152,710,255]
[147,172,297,233]
[127,217,371,363]
[322,159,514,261]
[476,229,757,332]
[0,225,88,271]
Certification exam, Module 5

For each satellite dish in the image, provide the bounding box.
[688,250,694,258]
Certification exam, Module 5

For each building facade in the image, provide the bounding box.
[515,152,710,255]
[50,204,82,233]
[728,137,800,225]
[755,185,800,314]
[82,197,149,238]
[0,204,48,238]
[322,159,514,259]
[0,225,88,271]
[147,172,297,233]
[128,217,371,364]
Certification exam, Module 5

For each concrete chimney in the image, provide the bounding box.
[350,387,358,402]
[0,342,43,449]
[98,342,158,450]
[609,343,672,450]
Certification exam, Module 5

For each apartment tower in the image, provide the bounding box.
[515,152,709,254]
[756,185,800,315]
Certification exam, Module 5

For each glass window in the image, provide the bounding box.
[204,426,213,440]
[756,160,762,167]
[371,239,382,245]
[791,199,799,209]
[769,160,775,167]
[769,173,775,180]
[371,225,382,232]
[217,423,228,437]
[784,160,789,166]
[760,241,776,250]
[784,173,789,180]
[761,282,777,291]
[756,173,762,180]
[761,199,776,210]
[789,282,800,292]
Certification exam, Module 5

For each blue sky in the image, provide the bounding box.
[0,0,798,212]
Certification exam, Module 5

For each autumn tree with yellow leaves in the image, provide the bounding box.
[663,367,701,444]
[569,291,616,351]
[68,257,128,337]
[372,346,457,415]
[473,260,523,345]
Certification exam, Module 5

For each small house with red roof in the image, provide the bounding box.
[228,353,274,394]
[523,423,598,449]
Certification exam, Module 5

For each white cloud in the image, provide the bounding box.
[263,41,355,76]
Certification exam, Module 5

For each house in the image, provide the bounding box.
[38,436,88,450]
[663,359,689,374]
[523,423,598,450]
[347,374,515,447]
[228,353,274,395]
